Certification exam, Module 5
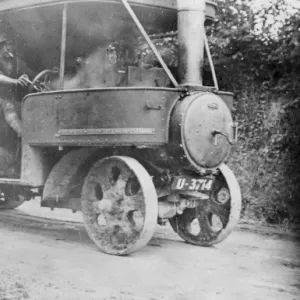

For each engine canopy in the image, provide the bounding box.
[170,92,234,169]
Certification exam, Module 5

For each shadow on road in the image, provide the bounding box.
[0,209,187,252]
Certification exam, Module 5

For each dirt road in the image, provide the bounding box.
[0,200,299,300]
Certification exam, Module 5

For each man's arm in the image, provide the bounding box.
[0,73,31,88]
[0,73,17,87]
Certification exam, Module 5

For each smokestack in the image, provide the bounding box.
[177,0,206,86]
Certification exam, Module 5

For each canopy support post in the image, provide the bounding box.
[204,33,219,90]
[120,0,180,89]
[59,3,67,90]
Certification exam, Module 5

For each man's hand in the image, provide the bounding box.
[16,74,31,88]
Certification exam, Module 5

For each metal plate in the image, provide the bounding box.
[22,88,179,147]
[172,176,213,192]
[56,128,155,136]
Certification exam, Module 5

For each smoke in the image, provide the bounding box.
[50,44,120,90]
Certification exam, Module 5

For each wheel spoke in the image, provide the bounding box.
[104,179,126,201]
[124,191,145,214]
[196,210,217,240]
[90,201,142,248]
[127,210,142,230]
[210,201,230,227]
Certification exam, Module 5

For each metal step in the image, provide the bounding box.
[0,178,31,186]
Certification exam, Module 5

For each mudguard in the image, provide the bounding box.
[42,148,100,206]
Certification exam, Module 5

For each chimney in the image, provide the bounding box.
[177,0,206,86]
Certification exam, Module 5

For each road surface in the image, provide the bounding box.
[0,199,299,300]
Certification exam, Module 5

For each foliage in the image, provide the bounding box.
[136,0,300,224]
[209,0,300,224]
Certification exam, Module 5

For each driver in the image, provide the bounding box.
[0,33,31,136]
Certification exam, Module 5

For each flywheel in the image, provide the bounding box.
[81,156,158,255]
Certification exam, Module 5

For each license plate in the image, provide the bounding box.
[172,176,213,192]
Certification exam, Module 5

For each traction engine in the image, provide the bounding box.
[0,0,241,255]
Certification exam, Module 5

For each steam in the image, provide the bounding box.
[50,45,120,89]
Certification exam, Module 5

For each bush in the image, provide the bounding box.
[210,0,300,224]
[137,0,300,224]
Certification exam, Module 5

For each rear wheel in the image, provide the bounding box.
[81,156,158,255]
[0,185,25,209]
[169,164,241,246]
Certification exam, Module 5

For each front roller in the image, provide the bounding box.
[81,156,158,255]
[169,164,241,246]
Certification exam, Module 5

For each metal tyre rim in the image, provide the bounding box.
[169,163,241,246]
[81,156,158,255]
[0,185,25,210]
